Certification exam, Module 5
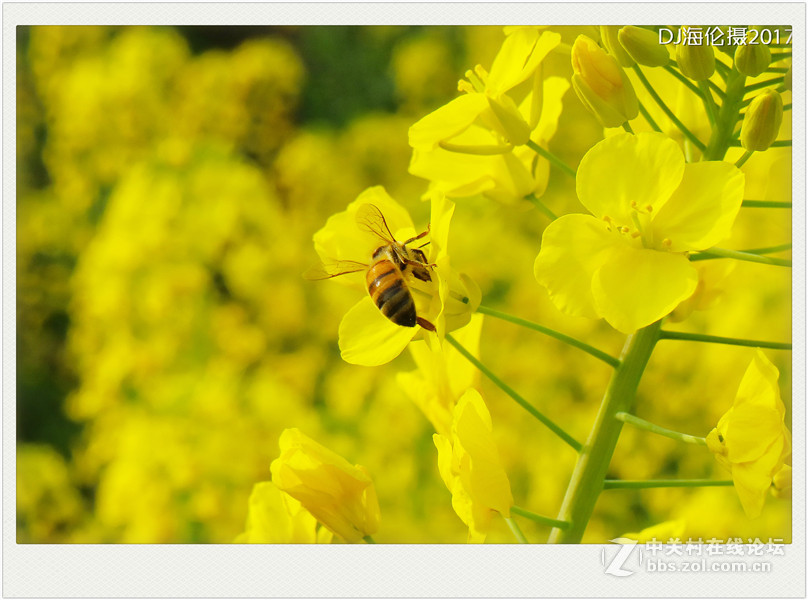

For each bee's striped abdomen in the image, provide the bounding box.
[366,260,416,327]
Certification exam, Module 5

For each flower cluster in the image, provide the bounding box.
[19,25,791,547]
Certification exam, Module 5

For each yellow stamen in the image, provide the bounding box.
[458,80,475,94]
[464,69,486,93]
[662,238,672,247]
[473,64,489,83]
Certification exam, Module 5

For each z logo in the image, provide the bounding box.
[602,537,640,577]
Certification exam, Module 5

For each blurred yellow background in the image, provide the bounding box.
[17,25,791,543]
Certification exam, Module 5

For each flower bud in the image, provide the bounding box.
[599,26,634,67]
[676,39,715,80]
[735,35,771,77]
[571,35,639,127]
[618,25,670,67]
[741,89,784,151]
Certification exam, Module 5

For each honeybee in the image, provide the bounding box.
[306,204,437,332]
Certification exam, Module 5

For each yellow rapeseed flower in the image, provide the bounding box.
[535,132,745,333]
[409,76,569,204]
[311,186,479,366]
[270,428,380,543]
[433,389,513,542]
[706,350,792,518]
[409,28,560,151]
[235,481,333,544]
[397,314,484,436]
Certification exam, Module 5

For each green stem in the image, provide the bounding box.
[525,140,576,178]
[633,65,706,151]
[525,193,557,220]
[603,479,734,490]
[637,100,662,132]
[363,535,376,544]
[744,76,785,94]
[730,139,791,147]
[615,412,707,446]
[476,305,620,368]
[504,516,529,543]
[735,150,754,168]
[548,321,662,543]
[698,80,719,127]
[767,67,790,73]
[703,68,746,160]
[511,506,570,530]
[658,330,791,350]
[689,242,791,261]
[741,200,792,209]
[445,333,583,452]
[770,52,791,61]
[692,246,791,267]
[622,121,635,134]
[784,103,792,111]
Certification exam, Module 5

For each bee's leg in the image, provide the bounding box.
[416,317,436,332]
[403,257,437,270]
[403,224,430,246]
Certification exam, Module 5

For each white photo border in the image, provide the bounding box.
[4,3,805,598]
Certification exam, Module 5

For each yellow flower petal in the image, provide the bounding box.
[488,30,560,94]
[433,433,455,491]
[532,76,570,144]
[534,214,618,320]
[592,244,698,333]
[651,161,745,252]
[723,403,783,463]
[409,146,498,198]
[338,297,418,366]
[313,186,414,266]
[453,390,513,516]
[236,481,327,544]
[270,429,380,543]
[730,456,781,519]
[736,349,785,417]
[408,94,489,151]
[576,132,684,225]
[400,314,483,436]
[433,389,513,541]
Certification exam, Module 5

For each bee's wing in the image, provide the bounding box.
[355,203,396,244]
[303,259,368,281]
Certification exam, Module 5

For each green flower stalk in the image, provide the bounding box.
[618,26,670,67]
[741,89,784,151]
